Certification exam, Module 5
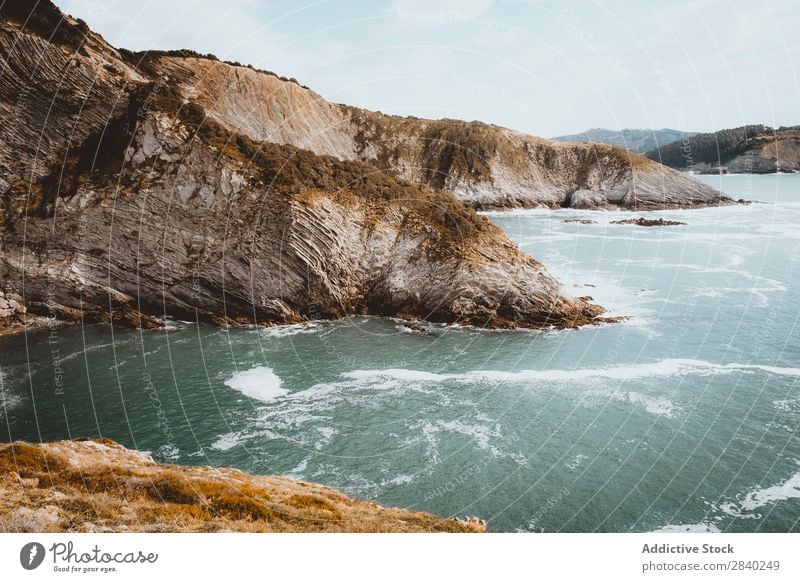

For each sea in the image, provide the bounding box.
[1,173,798,532]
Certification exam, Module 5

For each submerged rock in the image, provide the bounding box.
[611,218,688,227]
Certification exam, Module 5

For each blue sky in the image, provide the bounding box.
[56,0,799,137]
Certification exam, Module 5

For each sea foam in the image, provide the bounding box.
[340,359,800,385]
[651,523,722,533]
[739,471,800,512]
[224,366,288,403]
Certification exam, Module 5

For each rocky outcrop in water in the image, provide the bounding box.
[0,439,485,532]
[611,218,687,227]
[0,1,613,335]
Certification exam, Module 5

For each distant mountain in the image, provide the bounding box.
[644,125,800,174]
[552,128,698,154]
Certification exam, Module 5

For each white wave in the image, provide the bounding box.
[626,392,675,417]
[224,366,288,403]
[259,322,319,338]
[585,386,676,417]
[773,398,797,413]
[739,471,800,512]
[56,341,119,364]
[480,207,561,218]
[285,458,308,478]
[340,359,800,385]
[314,426,337,450]
[158,444,180,460]
[651,523,721,533]
[211,432,243,451]
[287,382,340,401]
[566,453,587,471]
[0,366,22,413]
[383,474,414,486]
[343,369,445,382]
[0,388,21,413]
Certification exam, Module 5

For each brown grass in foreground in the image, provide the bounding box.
[0,439,485,533]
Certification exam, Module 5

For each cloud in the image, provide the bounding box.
[52,0,800,135]
[59,0,281,60]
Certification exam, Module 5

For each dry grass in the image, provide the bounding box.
[0,439,485,533]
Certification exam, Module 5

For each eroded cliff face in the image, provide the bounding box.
[160,55,728,210]
[0,439,486,532]
[0,1,605,334]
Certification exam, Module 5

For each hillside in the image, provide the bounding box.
[644,125,800,174]
[552,128,697,155]
[0,439,485,532]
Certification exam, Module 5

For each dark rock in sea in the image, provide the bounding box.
[611,218,688,227]
[399,322,433,336]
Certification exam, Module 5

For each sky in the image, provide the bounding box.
[55,0,799,137]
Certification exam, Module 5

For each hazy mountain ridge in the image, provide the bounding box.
[551,128,698,154]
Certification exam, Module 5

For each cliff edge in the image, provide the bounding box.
[0,439,485,532]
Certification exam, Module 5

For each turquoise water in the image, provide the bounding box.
[1,174,798,532]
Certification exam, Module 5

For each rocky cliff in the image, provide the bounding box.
[159,53,727,210]
[0,1,724,334]
[0,439,485,532]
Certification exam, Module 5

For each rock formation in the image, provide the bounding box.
[158,53,727,210]
[610,218,687,227]
[0,1,727,334]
